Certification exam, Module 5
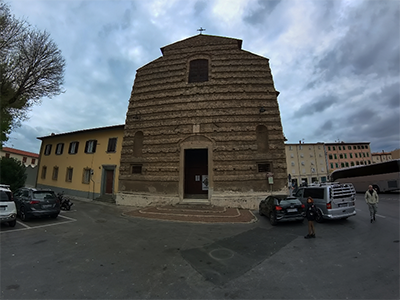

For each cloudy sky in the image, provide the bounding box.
[4,0,400,154]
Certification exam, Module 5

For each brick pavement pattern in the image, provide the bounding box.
[123,204,257,223]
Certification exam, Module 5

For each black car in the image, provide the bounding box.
[259,195,305,225]
[14,188,60,221]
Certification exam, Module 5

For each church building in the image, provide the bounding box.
[117,34,287,209]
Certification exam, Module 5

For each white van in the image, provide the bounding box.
[294,182,356,222]
[0,184,17,227]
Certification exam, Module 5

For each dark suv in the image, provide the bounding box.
[14,188,60,221]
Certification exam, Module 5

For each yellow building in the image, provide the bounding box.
[36,125,124,200]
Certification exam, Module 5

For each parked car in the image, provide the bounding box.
[0,184,17,227]
[259,195,305,225]
[294,182,356,222]
[14,188,60,221]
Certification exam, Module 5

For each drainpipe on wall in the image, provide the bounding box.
[90,169,95,200]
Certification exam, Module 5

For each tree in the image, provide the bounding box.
[0,157,27,191]
[0,1,66,145]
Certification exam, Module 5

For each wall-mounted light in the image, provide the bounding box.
[259,107,266,113]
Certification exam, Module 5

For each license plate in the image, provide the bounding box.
[338,203,347,207]
[287,208,297,213]
[42,204,52,209]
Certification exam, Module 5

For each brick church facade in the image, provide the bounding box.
[117,34,287,209]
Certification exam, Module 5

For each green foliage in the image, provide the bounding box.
[0,157,27,191]
[0,0,65,146]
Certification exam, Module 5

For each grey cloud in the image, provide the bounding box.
[292,95,338,119]
[316,1,400,80]
[194,1,207,15]
[243,0,281,25]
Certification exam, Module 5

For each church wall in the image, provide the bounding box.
[117,35,288,209]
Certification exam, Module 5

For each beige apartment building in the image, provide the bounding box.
[372,151,392,163]
[325,142,371,171]
[285,142,328,187]
[0,147,39,167]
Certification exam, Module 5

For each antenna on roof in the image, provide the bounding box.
[197,27,206,34]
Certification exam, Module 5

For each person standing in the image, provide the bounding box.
[304,197,317,239]
[365,185,379,223]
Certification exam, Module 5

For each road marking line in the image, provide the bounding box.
[1,215,77,234]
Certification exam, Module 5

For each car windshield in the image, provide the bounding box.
[33,191,56,200]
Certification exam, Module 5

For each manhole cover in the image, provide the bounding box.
[209,248,234,260]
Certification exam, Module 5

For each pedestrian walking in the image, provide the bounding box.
[304,197,317,239]
[365,185,379,223]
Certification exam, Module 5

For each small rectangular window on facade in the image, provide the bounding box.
[66,167,73,182]
[82,168,91,184]
[22,157,27,163]
[52,167,59,180]
[56,143,64,155]
[335,163,339,168]
[350,153,353,158]
[334,154,337,159]
[85,140,97,154]
[41,166,47,179]
[339,146,341,150]
[68,141,79,154]
[344,154,347,159]
[131,165,143,174]
[5,153,10,158]
[107,138,117,153]
[44,144,52,155]
[328,146,331,151]
[345,162,349,167]
[31,158,36,164]
[340,154,343,159]
[257,163,271,172]
[330,163,333,169]
[348,146,351,150]
[188,59,208,83]
[333,146,336,150]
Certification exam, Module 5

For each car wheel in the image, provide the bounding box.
[269,212,278,226]
[19,207,29,221]
[8,220,16,227]
[315,209,324,223]
[50,214,58,219]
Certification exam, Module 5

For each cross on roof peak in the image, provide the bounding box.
[197,27,206,34]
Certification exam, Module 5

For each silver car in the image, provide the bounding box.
[294,182,356,222]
